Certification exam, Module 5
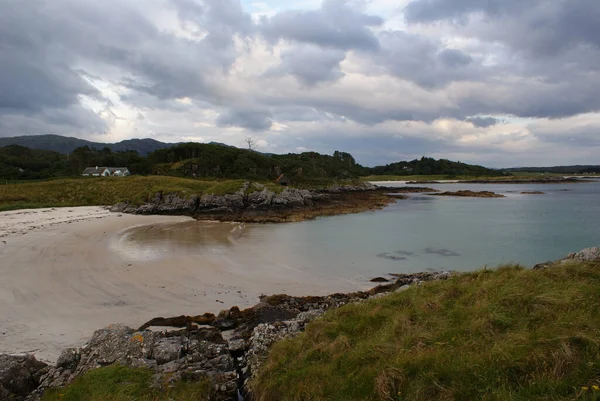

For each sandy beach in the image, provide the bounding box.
[0,207,362,363]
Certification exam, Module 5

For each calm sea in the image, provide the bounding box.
[120,180,600,284]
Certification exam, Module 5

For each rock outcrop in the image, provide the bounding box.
[534,246,600,269]
[110,182,405,223]
[0,354,48,401]
[34,324,237,401]
[430,190,505,198]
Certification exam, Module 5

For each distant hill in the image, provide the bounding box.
[507,165,600,174]
[0,135,174,155]
[368,157,503,177]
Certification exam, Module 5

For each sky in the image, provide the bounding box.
[0,0,599,167]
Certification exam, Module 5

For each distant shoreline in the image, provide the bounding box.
[401,177,589,184]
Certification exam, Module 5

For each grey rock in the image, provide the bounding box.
[0,354,47,399]
[534,246,600,269]
[0,383,9,399]
[81,324,157,368]
[156,359,183,374]
[271,188,312,208]
[532,261,553,270]
[394,285,411,293]
[152,338,183,365]
[55,348,79,370]
[247,189,274,209]
[109,202,128,213]
[227,339,247,353]
[296,310,324,323]
[561,246,600,263]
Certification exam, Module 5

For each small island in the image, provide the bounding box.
[521,191,545,195]
[429,190,505,198]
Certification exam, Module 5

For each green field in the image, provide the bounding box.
[251,262,600,401]
[0,176,283,212]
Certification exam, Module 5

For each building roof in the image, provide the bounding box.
[82,167,129,174]
[82,167,106,175]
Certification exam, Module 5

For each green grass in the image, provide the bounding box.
[251,262,600,401]
[0,176,283,211]
[42,365,212,401]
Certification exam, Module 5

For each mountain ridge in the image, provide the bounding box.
[0,134,174,155]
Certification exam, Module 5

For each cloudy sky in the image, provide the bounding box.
[1,0,599,167]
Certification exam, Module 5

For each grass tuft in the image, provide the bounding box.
[251,262,600,401]
[41,365,212,401]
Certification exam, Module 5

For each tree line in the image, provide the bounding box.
[0,143,502,181]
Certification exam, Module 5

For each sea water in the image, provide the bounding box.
[120,181,600,284]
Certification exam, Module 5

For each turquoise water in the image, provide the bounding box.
[125,181,600,283]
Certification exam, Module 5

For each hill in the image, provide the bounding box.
[368,156,501,177]
[0,134,173,155]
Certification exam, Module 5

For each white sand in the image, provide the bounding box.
[0,207,113,238]
[0,207,361,363]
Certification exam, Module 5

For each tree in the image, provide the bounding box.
[245,137,257,151]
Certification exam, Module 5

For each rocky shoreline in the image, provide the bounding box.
[109,183,417,223]
[0,271,453,401]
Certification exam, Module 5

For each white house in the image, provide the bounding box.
[82,167,130,177]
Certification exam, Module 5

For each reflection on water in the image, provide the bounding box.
[112,181,600,281]
[112,221,252,261]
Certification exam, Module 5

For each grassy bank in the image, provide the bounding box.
[42,365,212,401]
[0,176,284,212]
[252,262,600,400]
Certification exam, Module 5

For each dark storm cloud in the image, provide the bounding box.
[0,0,256,136]
[372,30,482,89]
[403,0,528,23]
[263,93,452,125]
[403,0,600,56]
[260,0,383,51]
[528,120,600,147]
[0,0,107,135]
[466,117,499,128]
[217,109,273,131]
[267,45,346,86]
[455,77,600,121]
[401,0,600,119]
